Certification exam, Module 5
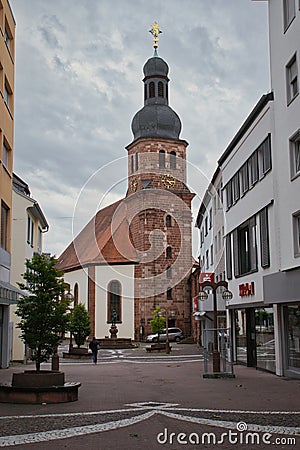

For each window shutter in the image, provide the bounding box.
[259,207,270,268]
[226,234,232,280]
[232,229,239,278]
[249,216,257,272]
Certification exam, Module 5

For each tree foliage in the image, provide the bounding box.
[150,306,166,338]
[68,303,91,348]
[16,254,70,372]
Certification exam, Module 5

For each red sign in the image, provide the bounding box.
[239,282,255,297]
[199,272,215,284]
[193,297,199,312]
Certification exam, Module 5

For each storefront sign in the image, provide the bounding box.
[199,272,215,284]
[239,282,255,297]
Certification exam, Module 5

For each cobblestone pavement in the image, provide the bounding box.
[0,344,299,449]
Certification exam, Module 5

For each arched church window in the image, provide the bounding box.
[158,81,164,97]
[166,266,172,279]
[166,246,172,259]
[159,150,165,168]
[166,215,172,227]
[107,280,122,323]
[135,153,139,171]
[74,283,78,307]
[167,287,172,300]
[131,155,134,173]
[149,81,155,98]
[170,151,176,169]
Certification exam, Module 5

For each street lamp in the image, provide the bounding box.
[158,307,175,354]
[200,280,233,373]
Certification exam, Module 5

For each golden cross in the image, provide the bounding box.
[149,21,162,50]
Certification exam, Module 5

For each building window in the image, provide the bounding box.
[158,81,164,97]
[240,162,249,195]
[205,250,209,270]
[209,208,212,229]
[293,211,300,257]
[249,151,259,187]
[2,140,10,169]
[290,129,300,179]
[37,227,42,254]
[170,151,176,169]
[131,155,134,173]
[166,215,172,227]
[204,217,208,236]
[149,81,155,98]
[286,53,298,104]
[259,207,270,268]
[4,78,12,109]
[4,22,12,52]
[166,266,172,279]
[260,134,272,176]
[107,280,122,322]
[166,246,172,259]
[232,173,240,203]
[167,287,172,300]
[27,214,34,247]
[283,0,296,31]
[159,150,165,169]
[74,283,79,307]
[210,244,214,266]
[226,181,233,210]
[0,201,9,251]
[135,152,138,171]
[226,234,232,280]
[233,216,257,277]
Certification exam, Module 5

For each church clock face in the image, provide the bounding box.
[131,178,138,192]
[161,174,175,189]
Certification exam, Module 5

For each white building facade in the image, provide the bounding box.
[214,0,300,378]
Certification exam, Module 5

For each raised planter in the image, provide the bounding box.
[0,370,81,404]
[63,347,91,359]
[146,343,172,353]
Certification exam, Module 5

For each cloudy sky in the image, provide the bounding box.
[10,0,270,258]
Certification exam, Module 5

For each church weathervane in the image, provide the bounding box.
[149,21,162,55]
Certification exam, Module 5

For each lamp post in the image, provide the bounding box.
[65,290,74,353]
[158,307,175,354]
[199,280,233,373]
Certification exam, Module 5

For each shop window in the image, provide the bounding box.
[107,280,122,322]
[285,304,300,370]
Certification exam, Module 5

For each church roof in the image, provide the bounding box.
[56,199,139,272]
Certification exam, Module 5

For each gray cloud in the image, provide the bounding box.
[11,0,269,256]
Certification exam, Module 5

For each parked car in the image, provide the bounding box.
[146,327,183,343]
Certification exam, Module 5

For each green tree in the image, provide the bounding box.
[150,306,166,341]
[16,254,70,372]
[68,303,91,348]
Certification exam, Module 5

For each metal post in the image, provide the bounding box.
[212,286,220,372]
[165,313,170,354]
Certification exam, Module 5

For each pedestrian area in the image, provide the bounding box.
[0,344,299,449]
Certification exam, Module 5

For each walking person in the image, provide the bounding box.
[89,336,100,364]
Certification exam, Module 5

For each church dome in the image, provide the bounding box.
[143,56,169,78]
[131,54,182,142]
[131,104,181,140]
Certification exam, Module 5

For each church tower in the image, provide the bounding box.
[125,23,195,340]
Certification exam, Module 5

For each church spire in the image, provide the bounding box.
[149,21,162,56]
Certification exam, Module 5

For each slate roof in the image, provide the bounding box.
[56,199,139,272]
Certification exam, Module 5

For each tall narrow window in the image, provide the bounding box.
[159,150,165,168]
[166,266,172,279]
[149,81,155,98]
[283,0,296,30]
[170,151,176,169]
[249,151,259,187]
[286,54,298,104]
[240,162,249,195]
[2,141,9,169]
[158,81,164,97]
[232,173,240,203]
[131,155,134,173]
[166,246,172,259]
[74,283,79,307]
[4,23,11,52]
[234,216,257,277]
[293,211,300,257]
[261,134,272,175]
[259,207,270,268]
[290,129,300,179]
[0,201,9,250]
[37,227,42,254]
[108,280,122,323]
[4,78,11,108]
[135,152,138,171]
[166,215,172,227]
[226,181,233,210]
[167,287,172,300]
[226,234,232,280]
